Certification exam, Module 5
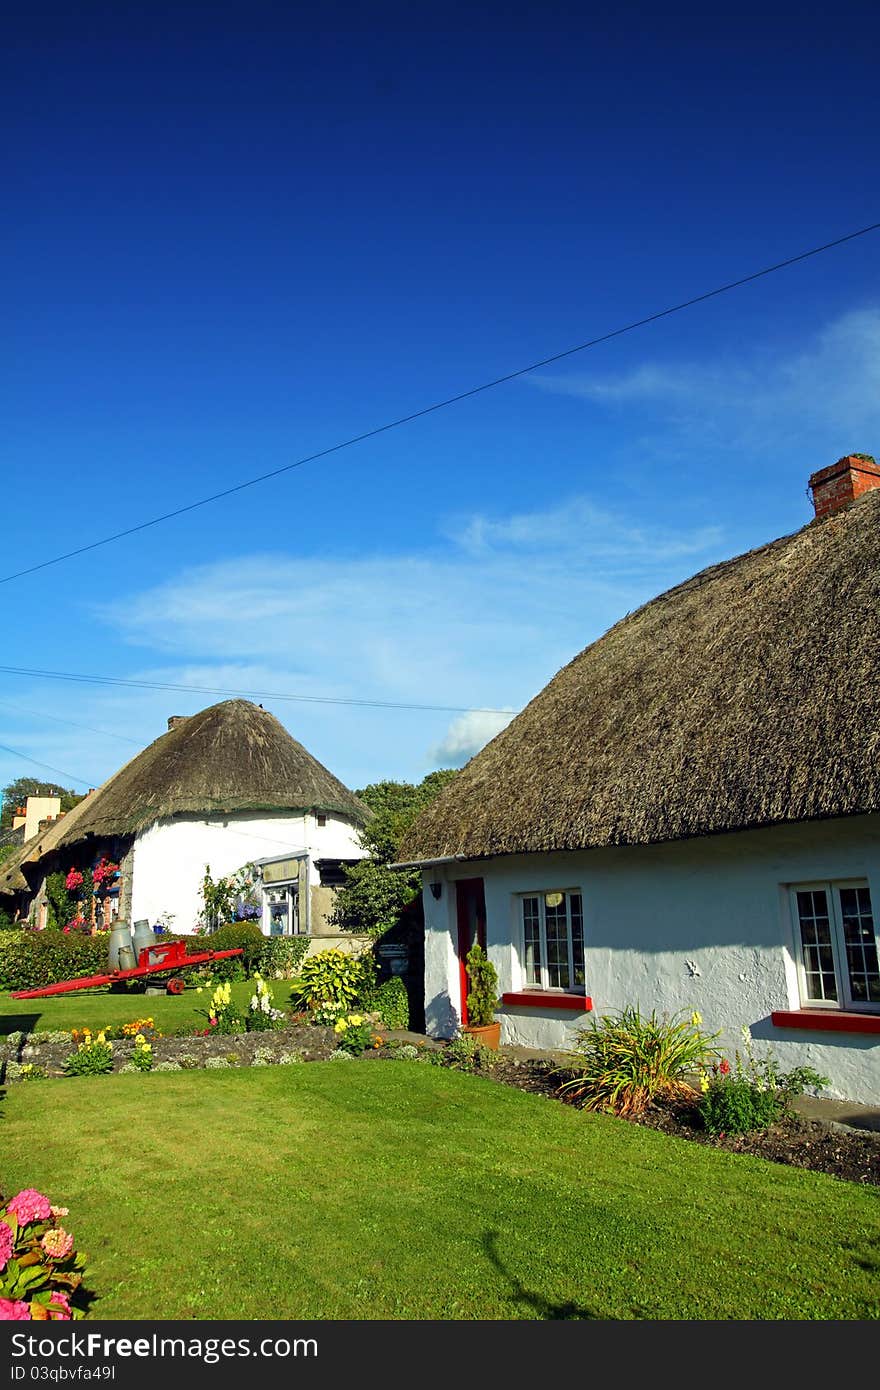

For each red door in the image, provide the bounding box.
[456,878,486,1026]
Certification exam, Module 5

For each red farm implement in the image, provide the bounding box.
[11,939,244,1000]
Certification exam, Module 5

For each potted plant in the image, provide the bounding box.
[462,941,501,1049]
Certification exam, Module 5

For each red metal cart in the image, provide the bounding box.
[11,938,244,999]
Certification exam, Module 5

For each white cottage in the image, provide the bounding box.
[0,700,369,938]
[400,454,880,1105]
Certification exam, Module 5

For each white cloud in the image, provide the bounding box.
[529,307,880,452]
[86,493,723,783]
[428,709,515,767]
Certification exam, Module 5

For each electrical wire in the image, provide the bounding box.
[0,663,515,715]
[2,220,878,587]
[0,741,94,787]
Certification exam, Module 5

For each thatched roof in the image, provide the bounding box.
[0,787,110,898]
[401,488,880,862]
[0,702,368,896]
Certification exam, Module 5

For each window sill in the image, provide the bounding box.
[502,991,592,1012]
[771,1009,880,1036]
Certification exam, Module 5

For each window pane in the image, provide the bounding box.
[570,893,585,986]
[544,897,569,989]
[795,889,838,1001]
[522,896,541,986]
[839,886,880,1004]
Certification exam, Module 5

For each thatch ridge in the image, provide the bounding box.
[47,701,369,847]
[401,491,880,861]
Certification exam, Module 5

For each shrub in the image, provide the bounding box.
[465,943,498,1027]
[4,1062,50,1083]
[205,1057,230,1069]
[364,977,409,1030]
[430,1033,497,1072]
[329,1049,354,1061]
[0,1188,90,1318]
[0,930,110,992]
[154,1061,182,1072]
[199,981,246,1035]
[259,935,310,978]
[388,1044,420,1061]
[188,921,265,980]
[698,1029,829,1134]
[131,1036,153,1072]
[64,1036,114,1077]
[332,1014,381,1055]
[289,949,374,1020]
[699,1076,781,1134]
[556,1006,721,1117]
[246,974,285,1031]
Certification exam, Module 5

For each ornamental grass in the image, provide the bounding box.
[556,1005,720,1117]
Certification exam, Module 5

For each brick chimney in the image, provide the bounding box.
[167,715,187,731]
[808,454,880,519]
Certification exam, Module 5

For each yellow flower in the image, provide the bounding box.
[691,1010,703,1027]
[196,988,203,994]
[135,1034,145,1044]
[699,1073,710,1093]
[334,1019,348,1033]
[96,1031,106,1044]
[349,1015,363,1027]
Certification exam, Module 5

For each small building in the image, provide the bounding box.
[400,455,880,1105]
[12,796,62,842]
[0,700,369,939]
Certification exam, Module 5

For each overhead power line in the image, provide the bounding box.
[2,220,878,588]
[0,740,94,788]
[0,663,516,715]
[0,698,142,746]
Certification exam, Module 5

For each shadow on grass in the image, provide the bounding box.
[1,1013,41,1041]
[482,1230,598,1320]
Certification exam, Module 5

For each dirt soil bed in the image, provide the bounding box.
[483,1056,880,1188]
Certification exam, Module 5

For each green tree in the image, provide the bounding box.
[0,778,84,829]
[333,770,458,937]
[356,770,459,864]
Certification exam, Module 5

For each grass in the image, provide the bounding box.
[3,1063,879,1320]
[0,981,266,1036]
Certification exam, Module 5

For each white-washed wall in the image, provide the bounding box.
[131,811,366,935]
[422,814,880,1104]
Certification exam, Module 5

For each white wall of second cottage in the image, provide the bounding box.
[130,811,365,935]
[422,815,880,1105]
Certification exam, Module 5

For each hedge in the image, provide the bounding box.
[0,930,111,992]
[365,977,410,1030]
[0,923,312,993]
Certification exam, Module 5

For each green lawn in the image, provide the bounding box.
[3,1063,878,1320]
[0,981,263,1036]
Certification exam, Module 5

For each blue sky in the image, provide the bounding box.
[3,0,880,802]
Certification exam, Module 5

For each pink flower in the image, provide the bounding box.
[48,1292,71,1320]
[0,1299,31,1320]
[41,1228,74,1260]
[7,1189,52,1225]
[0,1222,13,1271]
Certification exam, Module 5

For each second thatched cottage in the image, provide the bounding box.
[0,700,369,938]
[399,455,880,1105]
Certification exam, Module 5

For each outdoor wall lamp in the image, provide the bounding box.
[429,881,443,900]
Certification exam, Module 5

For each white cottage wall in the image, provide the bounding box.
[131,811,366,935]
[422,815,880,1105]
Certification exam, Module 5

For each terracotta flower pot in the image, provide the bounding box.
[462,1021,501,1050]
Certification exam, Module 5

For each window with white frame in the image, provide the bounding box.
[520,890,585,991]
[790,881,880,1010]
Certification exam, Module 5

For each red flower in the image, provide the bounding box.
[719,1057,731,1075]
